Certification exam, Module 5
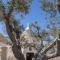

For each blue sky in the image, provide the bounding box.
[0,0,59,36]
[22,0,47,27]
[15,0,47,28]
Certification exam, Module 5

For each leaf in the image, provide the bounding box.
[40,0,57,16]
[15,0,31,14]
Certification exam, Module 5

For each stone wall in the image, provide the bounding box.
[0,46,17,60]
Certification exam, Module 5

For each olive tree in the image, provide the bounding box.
[0,0,32,60]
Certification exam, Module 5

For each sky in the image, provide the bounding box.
[15,0,48,28]
[0,0,60,37]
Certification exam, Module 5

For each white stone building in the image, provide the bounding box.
[21,26,39,60]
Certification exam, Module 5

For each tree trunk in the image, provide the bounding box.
[5,16,25,60]
[12,44,25,60]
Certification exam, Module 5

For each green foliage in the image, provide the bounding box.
[15,1,29,13]
[40,0,60,38]
[0,0,32,18]
[8,0,32,14]
[40,0,57,17]
[30,22,48,41]
[40,0,53,11]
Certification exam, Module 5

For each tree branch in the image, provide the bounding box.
[5,17,17,45]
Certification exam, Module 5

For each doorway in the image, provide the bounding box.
[26,52,34,60]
